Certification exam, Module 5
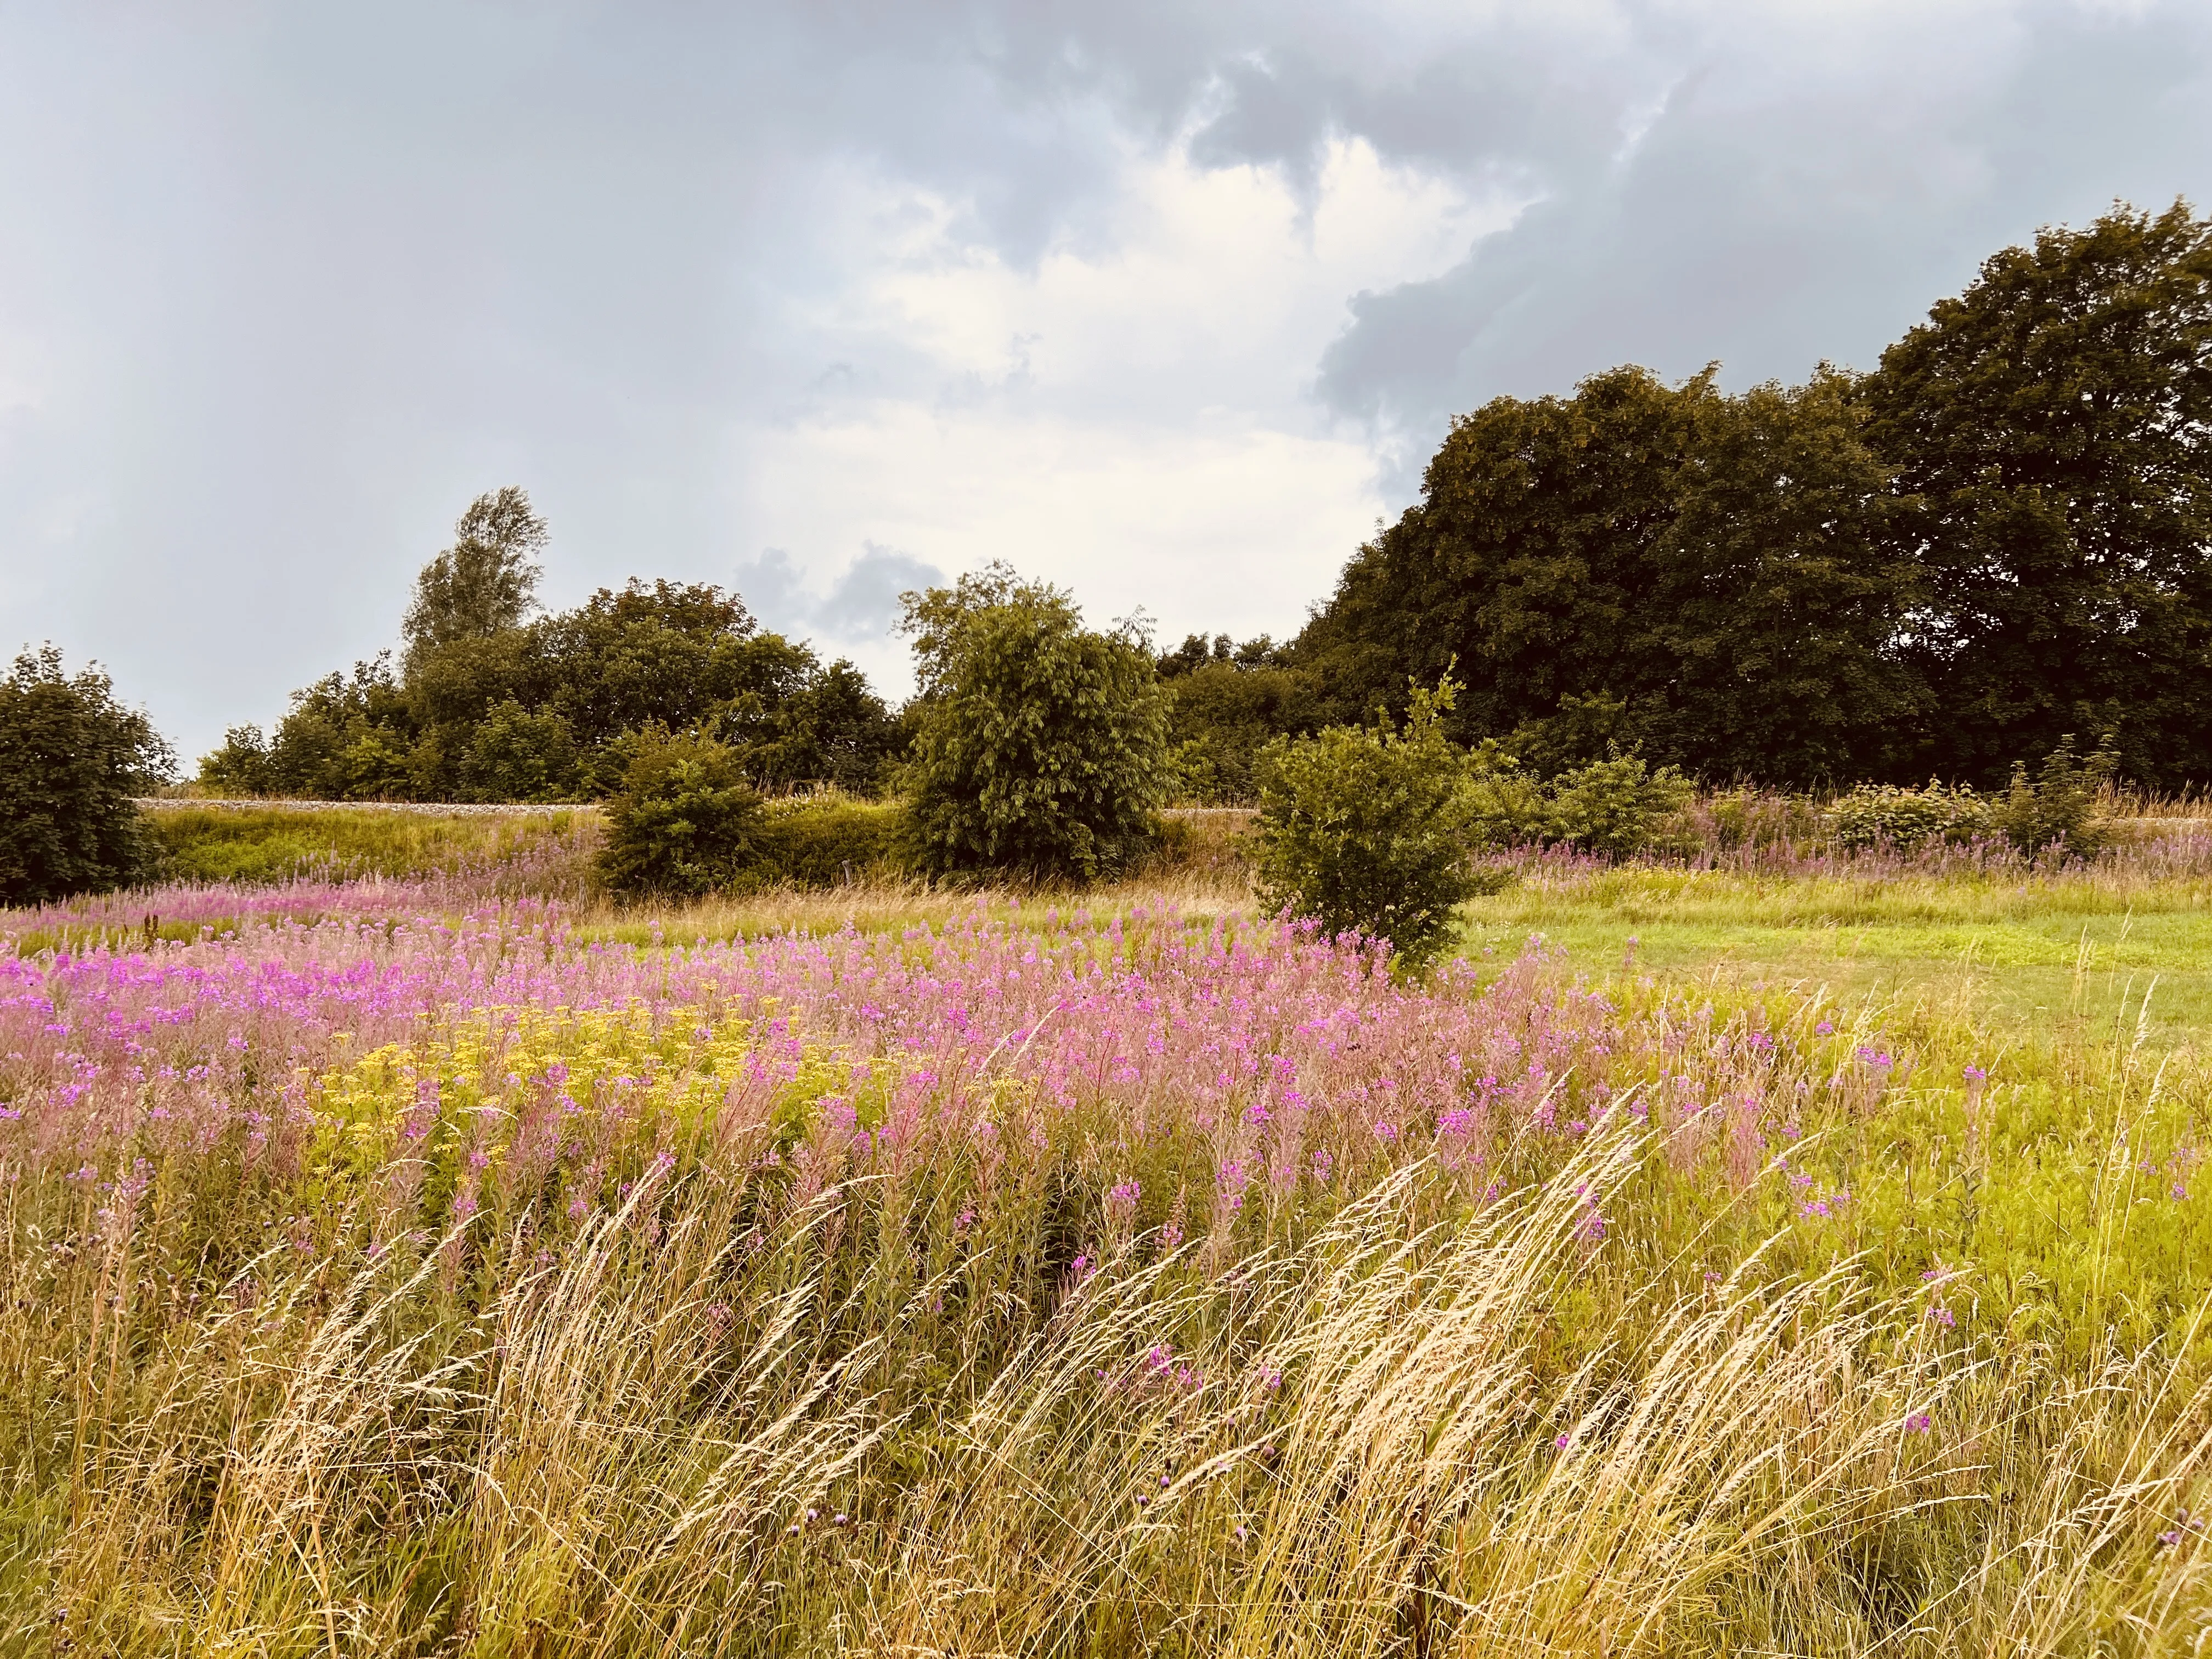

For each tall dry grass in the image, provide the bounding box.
[14,1122,2209,1655]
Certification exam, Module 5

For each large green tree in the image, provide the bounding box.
[1859,200,2212,787]
[899,565,1170,882]
[0,647,174,904]
[1295,366,1921,783]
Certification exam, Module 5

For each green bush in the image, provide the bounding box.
[0,647,173,905]
[458,700,582,803]
[599,731,761,898]
[737,794,904,889]
[1250,680,1479,967]
[1546,752,1695,858]
[1830,780,1990,851]
[1990,735,2117,860]
[899,567,1170,882]
[1459,742,1553,850]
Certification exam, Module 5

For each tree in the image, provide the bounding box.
[458,701,582,804]
[1160,657,1316,803]
[752,660,902,795]
[0,646,174,904]
[1294,366,1714,749]
[1641,370,1927,783]
[898,565,1170,882]
[1860,200,2212,788]
[1292,365,1928,784]
[401,487,548,670]
[206,571,901,804]
[1249,678,1479,967]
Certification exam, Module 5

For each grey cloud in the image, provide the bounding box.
[1303,4,2212,484]
[733,545,945,651]
[4,1,2209,760]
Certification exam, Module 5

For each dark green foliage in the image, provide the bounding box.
[1859,202,2212,790]
[729,659,901,797]
[1294,366,1923,785]
[1299,364,1707,744]
[1161,655,1317,803]
[899,565,1170,882]
[200,493,904,803]
[1250,680,1480,966]
[1290,202,2212,790]
[0,646,174,904]
[598,731,761,897]
[456,701,580,804]
[1640,373,1927,781]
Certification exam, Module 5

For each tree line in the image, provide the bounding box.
[198,488,905,804]
[1228,199,2212,793]
[4,199,2207,906]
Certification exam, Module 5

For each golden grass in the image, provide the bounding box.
[21,1134,2210,1655]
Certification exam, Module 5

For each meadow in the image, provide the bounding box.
[2,806,2209,1654]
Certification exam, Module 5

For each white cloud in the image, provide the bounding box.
[737,133,1525,693]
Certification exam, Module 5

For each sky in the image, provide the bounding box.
[3,1,2210,766]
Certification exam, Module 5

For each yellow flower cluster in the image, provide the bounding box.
[305,1000,885,1198]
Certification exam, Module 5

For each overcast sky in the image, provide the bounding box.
[4,1,2210,764]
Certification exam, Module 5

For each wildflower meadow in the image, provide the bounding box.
[2,827,2209,1654]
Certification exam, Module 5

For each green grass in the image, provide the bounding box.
[1460,865,2212,1042]
[143,803,592,884]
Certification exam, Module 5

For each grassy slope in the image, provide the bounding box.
[144,803,591,884]
[1460,866,2212,1042]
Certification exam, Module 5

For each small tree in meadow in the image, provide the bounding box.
[598,728,761,897]
[1545,750,1695,857]
[0,646,175,904]
[1250,678,1479,967]
[1991,733,2118,859]
[898,566,1169,883]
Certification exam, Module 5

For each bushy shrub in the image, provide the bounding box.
[1990,735,2117,859]
[1455,742,1692,860]
[599,730,761,897]
[0,646,173,904]
[1459,744,1553,850]
[1830,780,1990,851]
[197,725,279,797]
[737,794,904,889]
[1546,752,1696,858]
[899,568,1170,882]
[1251,680,1479,966]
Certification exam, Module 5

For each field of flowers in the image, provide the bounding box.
[2,848,2209,1654]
